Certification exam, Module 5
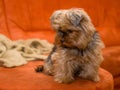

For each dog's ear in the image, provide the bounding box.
[67,12,83,26]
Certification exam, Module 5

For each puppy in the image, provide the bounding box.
[36,8,104,84]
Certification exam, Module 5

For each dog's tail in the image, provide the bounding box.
[35,65,44,72]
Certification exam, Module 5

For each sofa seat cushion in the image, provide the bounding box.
[0,61,113,90]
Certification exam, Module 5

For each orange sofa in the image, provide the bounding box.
[0,0,119,90]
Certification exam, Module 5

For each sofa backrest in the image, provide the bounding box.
[0,0,120,46]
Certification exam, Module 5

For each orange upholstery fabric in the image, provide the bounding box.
[0,0,120,90]
[0,0,120,46]
[102,46,120,90]
[0,61,113,90]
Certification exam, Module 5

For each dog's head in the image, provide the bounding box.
[50,8,96,49]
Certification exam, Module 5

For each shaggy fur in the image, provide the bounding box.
[36,8,104,83]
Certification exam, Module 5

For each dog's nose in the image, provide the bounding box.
[58,29,64,36]
[61,38,64,42]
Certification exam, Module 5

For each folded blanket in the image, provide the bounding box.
[0,34,53,67]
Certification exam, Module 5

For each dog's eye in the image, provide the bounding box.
[67,30,73,33]
[58,29,63,33]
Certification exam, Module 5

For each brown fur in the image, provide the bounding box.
[36,8,104,83]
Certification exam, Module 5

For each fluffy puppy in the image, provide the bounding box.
[36,8,104,84]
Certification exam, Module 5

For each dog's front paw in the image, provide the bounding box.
[92,75,100,82]
[44,68,54,75]
[54,76,74,84]
[35,65,44,72]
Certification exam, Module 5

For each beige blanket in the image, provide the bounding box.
[0,34,53,67]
